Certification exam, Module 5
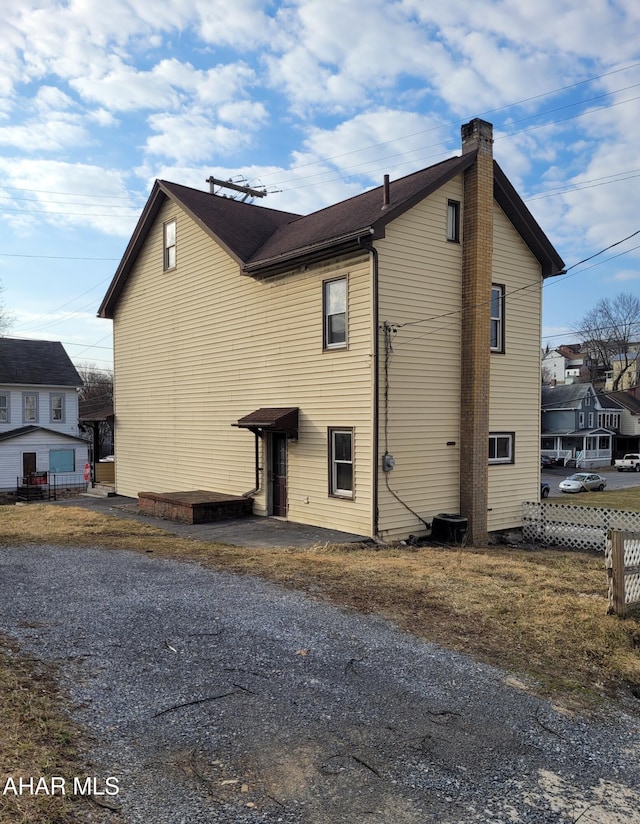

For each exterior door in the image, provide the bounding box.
[23,452,37,476]
[271,433,287,517]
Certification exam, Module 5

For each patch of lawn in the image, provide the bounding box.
[1,503,638,705]
[1,501,639,821]
[0,637,117,824]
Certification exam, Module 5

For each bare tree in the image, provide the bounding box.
[573,292,640,390]
[0,281,15,336]
[77,363,114,457]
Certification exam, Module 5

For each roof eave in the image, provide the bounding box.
[242,228,374,277]
[98,181,165,319]
[493,162,565,277]
[98,180,247,320]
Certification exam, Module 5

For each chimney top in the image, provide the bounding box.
[461,118,493,156]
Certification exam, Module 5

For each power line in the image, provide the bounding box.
[391,231,640,349]
[0,253,120,261]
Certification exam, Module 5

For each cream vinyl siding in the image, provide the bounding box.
[488,202,543,531]
[112,199,373,536]
[375,179,464,540]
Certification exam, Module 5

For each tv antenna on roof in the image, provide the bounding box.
[206,175,267,202]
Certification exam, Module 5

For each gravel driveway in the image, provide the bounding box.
[1,543,639,823]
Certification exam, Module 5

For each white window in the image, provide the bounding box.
[491,284,504,352]
[579,412,585,427]
[0,394,8,422]
[23,393,38,423]
[164,219,176,270]
[329,428,353,497]
[51,394,64,422]
[489,432,514,464]
[447,200,460,242]
[323,278,347,349]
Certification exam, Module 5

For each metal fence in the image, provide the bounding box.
[17,472,88,503]
[522,501,640,553]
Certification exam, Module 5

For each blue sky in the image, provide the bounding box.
[1,0,639,374]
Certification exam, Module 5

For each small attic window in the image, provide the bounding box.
[163,219,176,270]
[447,200,460,242]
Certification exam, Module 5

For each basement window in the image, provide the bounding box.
[489,432,514,464]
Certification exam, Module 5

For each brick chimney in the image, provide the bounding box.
[459,119,493,546]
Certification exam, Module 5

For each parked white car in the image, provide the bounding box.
[559,473,607,493]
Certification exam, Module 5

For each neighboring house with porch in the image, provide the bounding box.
[607,389,640,457]
[541,383,622,468]
[0,338,88,491]
[99,119,564,545]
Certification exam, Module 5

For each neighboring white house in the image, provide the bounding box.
[0,338,88,491]
[542,344,590,385]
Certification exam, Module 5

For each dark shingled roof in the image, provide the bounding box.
[99,149,565,318]
[0,339,83,386]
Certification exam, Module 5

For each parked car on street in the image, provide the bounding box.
[614,453,640,472]
[540,481,550,498]
[559,473,607,493]
[540,455,555,469]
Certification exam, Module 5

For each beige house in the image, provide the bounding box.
[99,119,563,544]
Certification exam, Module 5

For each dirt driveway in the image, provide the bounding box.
[1,542,639,824]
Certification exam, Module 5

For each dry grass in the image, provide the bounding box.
[1,500,639,822]
[1,503,639,702]
[0,638,111,824]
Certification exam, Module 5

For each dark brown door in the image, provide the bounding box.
[271,433,287,517]
[23,452,36,476]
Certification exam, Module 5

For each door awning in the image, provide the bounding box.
[232,407,299,438]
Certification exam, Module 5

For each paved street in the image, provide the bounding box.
[542,465,640,495]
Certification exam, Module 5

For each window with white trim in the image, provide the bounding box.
[51,394,64,422]
[329,427,353,497]
[163,219,176,270]
[491,284,505,352]
[23,393,38,423]
[323,277,347,349]
[0,394,8,423]
[489,432,514,464]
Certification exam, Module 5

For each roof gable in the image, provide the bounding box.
[542,383,593,410]
[0,425,87,443]
[0,339,82,387]
[99,148,564,317]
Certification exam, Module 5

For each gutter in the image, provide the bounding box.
[243,228,375,276]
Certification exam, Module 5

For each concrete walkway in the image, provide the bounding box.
[52,493,370,548]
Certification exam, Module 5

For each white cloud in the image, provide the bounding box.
[71,57,181,112]
[0,158,140,236]
[144,112,255,162]
[0,115,90,153]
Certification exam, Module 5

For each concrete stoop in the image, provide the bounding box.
[83,484,117,498]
